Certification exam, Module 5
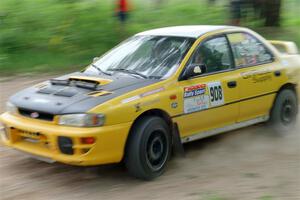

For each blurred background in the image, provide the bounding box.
[0,1,300,200]
[0,0,299,76]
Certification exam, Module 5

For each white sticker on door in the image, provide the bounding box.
[183,84,210,113]
[207,81,224,107]
[184,95,210,113]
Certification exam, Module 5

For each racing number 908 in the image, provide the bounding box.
[210,86,222,102]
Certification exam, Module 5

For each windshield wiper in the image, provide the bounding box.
[108,68,148,79]
[91,64,112,76]
[148,75,162,80]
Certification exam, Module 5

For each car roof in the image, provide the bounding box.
[136,25,237,38]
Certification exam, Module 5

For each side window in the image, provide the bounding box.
[227,33,273,67]
[188,36,234,74]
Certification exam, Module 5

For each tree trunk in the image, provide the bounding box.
[264,0,282,27]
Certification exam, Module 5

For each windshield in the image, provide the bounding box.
[84,36,195,79]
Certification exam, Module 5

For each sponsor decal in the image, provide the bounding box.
[121,95,141,104]
[184,84,206,98]
[184,95,209,113]
[141,87,165,97]
[241,69,272,83]
[183,82,225,114]
[121,88,164,104]
[252,74,272,83]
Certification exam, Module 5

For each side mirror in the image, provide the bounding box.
[181,64,207,80]
[93,57,100,63]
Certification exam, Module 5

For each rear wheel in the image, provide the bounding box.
[270,89,298,133]
[125,116,171,180]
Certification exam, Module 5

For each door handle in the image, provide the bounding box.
[274,70,281,77]
[227,81,237,88]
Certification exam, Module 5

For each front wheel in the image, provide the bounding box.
[270,89,298,133]
[125,116,171,180]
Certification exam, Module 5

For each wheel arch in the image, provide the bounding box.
[277,82,298,102]
[278,82,297,93]
[123,109,176,158]
[270,82,298,115]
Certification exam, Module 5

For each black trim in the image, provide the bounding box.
[18,108,54,121]
[172,91,277,118]
[225,34,237,69]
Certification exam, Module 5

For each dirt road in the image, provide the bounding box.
[0,75,299,200]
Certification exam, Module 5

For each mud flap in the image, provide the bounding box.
[171,123,185,157]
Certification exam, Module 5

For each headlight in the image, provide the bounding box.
[58,113,105,127]
[6,102,18,114]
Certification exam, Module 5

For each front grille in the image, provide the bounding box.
[18,108,54,121]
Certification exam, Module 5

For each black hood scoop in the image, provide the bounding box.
[9,72,161,115]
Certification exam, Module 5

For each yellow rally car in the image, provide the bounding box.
[1,26,300,180]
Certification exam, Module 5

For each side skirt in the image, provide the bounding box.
[181,116,269,143]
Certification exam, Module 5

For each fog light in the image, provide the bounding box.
[58,137,73,155]
[81,137,95,144]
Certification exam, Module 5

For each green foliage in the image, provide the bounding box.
[0,0,299,75]
[206,195,225,200]
[260,195,273,200]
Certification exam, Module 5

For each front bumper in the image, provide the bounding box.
[0,112,131,166]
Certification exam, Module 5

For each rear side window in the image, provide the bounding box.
[227,33,273,67]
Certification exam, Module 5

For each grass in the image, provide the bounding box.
[260,196,273,200]
[0,0,299,76]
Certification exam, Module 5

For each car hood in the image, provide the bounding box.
[9,72,160,115]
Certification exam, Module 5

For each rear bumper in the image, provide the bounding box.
[0,112,131,166]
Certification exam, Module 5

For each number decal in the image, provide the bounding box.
[210,85,223,102]
[208,82,224,107]
[183,82,224,114]
[218,86,223,100]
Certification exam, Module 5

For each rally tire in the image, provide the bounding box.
[125,116,171,180]
[270,89,298,133]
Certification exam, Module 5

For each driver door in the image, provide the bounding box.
[173,35,240,138]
